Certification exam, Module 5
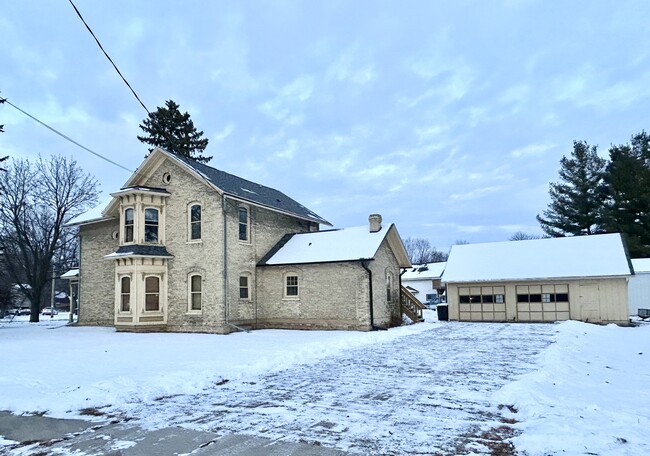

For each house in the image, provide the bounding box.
[442,234,632,324]
[628,258,650,316]
[401,262,446,304]
[70,147,414,333]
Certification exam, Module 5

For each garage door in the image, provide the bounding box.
[516,284,570,322]
[458,286,506,321]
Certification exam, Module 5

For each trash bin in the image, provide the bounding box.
[437,303,448,321]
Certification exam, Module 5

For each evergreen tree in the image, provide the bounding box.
[137,100,211,163]
[603,131,650,257]
[537,140,607,237]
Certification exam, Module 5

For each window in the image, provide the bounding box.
[239,275,250,299]
[495,294,505,303]
[238,206,249,242]
[459,287,506,305]
[425,293,436,301]
[190,204,201,240]
[124,208,134,243]
[190,275,202,311]
[144,208,159,243]
[145,276,160,311]
[285,275,299,297]
[120,276,131,312]
[386,272,393,302]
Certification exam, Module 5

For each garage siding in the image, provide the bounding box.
[448,278,629,324]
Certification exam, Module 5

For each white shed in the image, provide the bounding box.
[629,259,650,316]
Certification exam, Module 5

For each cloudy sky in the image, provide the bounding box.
[1,1,649,251]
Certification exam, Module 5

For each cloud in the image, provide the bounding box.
[449,185,507,202]
[258,75,315,125]
[510,143,556,158]
[213,123,235,142]
[326,49,376,85]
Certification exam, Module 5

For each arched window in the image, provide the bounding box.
[120,276,131,312]
[190,204,201,241]
[124,208,134,243]
[238,206,249,242]
[189,274,202,311]
[144,208,159,243]
[145,276,160,311]
[386,272,393,303]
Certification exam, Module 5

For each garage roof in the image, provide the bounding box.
[632,258,650,273]
[442,233,632,282]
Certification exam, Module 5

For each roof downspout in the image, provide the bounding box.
[361,260,379,331]
[222,194,250,333]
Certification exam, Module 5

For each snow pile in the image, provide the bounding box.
[494,320,650,455]
[0,316,435,419]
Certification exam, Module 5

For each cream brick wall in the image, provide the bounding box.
[78,219,119,326]
[255,236,402,330]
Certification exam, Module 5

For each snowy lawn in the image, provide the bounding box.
[1,312,649,455]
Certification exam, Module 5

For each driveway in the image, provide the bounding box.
[2,322,556,455]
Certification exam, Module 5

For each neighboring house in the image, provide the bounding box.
[442,234,632,324]
[401,262,446,304]
[629,258,650,316]
[70,148,413,333]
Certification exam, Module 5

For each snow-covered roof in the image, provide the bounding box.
[442,233,632,283]
[66,198,115,226]
[61,268,79,279]
[259,224,411,267]
[632,258,650,273]
[402,262,446,280]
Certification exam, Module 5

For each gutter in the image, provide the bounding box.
[361,260,380,331]
[222,194,250,333]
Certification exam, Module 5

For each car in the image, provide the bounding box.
[41,307,58,316]
[18,307,31,315]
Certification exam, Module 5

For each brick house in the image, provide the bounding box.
[71,148,416,333]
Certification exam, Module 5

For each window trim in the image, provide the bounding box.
[284,273,299,299]
[238,205,250,243]
[188,203,202,242]
[188,274,202,313]
[119,276,131,313]
[239,273,251,301]
[144,275,161,312]
[144,207,160,244]
[123,207,135,244]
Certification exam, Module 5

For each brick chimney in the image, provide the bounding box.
[369,214,382,233]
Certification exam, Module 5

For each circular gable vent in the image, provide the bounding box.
[162,172,172,184]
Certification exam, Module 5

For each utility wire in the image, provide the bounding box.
[67,0,150,114]
[3,98,135,173]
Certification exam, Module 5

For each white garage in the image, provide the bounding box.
[629,258,650,316]
[442,234,632,325]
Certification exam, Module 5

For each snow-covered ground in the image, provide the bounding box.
[1,312,649,455]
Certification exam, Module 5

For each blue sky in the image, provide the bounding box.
[1,1,649,251]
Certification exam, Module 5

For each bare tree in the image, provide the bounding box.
[509,231,543,241]
[403,237,448,264]
[0,156,98,322]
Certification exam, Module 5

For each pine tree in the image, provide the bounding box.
[603,131,650,257]
[537,140,607,237]
[137,100,211,163]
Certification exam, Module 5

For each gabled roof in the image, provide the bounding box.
[70,148,330,227]
[402,262,446,281]
[632,258,650,273]
[258,224,411,267]
[442,233,632,283]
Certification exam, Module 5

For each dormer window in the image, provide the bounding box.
[145,208,159,243]
[124,208,134,243]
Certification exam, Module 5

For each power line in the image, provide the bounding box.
[67,0,150,114]
[3,98,135,173]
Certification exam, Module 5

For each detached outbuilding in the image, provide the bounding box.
[628,258,650,316]
[442,233,632,324]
